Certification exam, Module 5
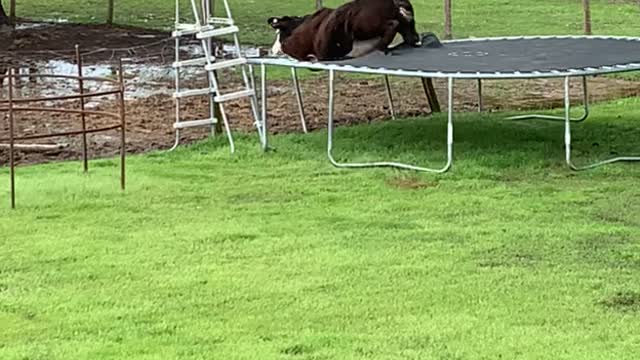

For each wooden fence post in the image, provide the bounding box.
[583,0,592,35]
[107,0,114,25]
[9,0,15,21]
[0,3,8,26]
[444,0,452,39]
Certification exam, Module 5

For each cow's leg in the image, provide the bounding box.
[313,27,353,60]
[347,38,380,58]
[375,20,400,54]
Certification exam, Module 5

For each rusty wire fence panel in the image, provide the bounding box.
[0,48,126,209]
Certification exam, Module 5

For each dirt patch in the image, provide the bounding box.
[599,291,640,312]
[2,22,640,167]
[1,21,171,65]
[386,175,438,190]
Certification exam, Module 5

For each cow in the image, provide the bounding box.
[268,7,334,61]
[268,0,421,62]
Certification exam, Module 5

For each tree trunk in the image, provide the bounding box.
[316,0,323,10]
[9,0,15,21]
[107,0,114,25]
[0,2,10,27]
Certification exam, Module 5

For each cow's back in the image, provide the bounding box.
[349,0,400,40]
[313,0,400,59]
[282,7,334,60]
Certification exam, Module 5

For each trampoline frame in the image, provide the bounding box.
[248,35,640,172]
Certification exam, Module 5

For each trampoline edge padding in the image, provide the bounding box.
[248,35,640,79]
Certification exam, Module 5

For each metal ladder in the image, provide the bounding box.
[170,0,262,153]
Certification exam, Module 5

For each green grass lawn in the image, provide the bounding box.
[4,1,640,358]
[2,97,640,359]
[11,0,640,45]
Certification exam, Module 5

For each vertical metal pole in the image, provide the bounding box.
[8,68,15,209]
[327,69,335,159]
[260,63,268,151]
[249,64,257,104]
[447,77,454,165]
[383,75,396,120]
[583,0,592,35]
[221,1,260,141]
[118,59,126,191]
[477,79,483,112]
[244,67,262,139]
[76,45,89,172]
[171,0,182,151]
[564,76,572,166]
[221,0,233,19]
[198,34,235,153]
[202,0,209,22]
[249,64,264,139]
[176,0,180,24]
[444,0,452,40]
[202,0,217,136]
[291,67,308,132]
[190,0,202,25]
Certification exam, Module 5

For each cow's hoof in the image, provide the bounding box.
[421,32,444,48]
[306,55,319,63]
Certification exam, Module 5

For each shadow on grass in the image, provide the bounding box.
[157,98,640,179]
[293,107,640,172]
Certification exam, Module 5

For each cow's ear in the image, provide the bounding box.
[268,17,281,28]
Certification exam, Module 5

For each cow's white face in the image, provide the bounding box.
[271,29,283,55]
[399,7,413,21]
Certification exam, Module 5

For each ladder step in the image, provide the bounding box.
[173,118,217,129]
[173,88,214,98]
[204,58,247,71]
[173,57,211,68]
[176,23,201,30]
[196,26,239,39]
[172,24,215,37]
[208,17,234,25]
[214,89,255,102]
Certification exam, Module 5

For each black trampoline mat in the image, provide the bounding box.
[325,37,640,74]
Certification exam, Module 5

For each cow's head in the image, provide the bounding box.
[395,0,421,46]
[267,16,309,55]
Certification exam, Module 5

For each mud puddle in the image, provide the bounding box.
[2,41,262,104]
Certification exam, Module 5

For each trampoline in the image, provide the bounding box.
[247,35,640,172]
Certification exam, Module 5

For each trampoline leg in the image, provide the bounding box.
[249,64,257,105]
[168,130,181,152]
[383,75,396,120]
[291,67,308,133]
[477,79,484,112]
[563,76,640,170]
[421,78,441,113]
[326,70,453,173]
[260,63,269,152]
[508,76,589,122]
[247,64,263,141]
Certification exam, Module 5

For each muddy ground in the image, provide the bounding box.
[2,22,640,166]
